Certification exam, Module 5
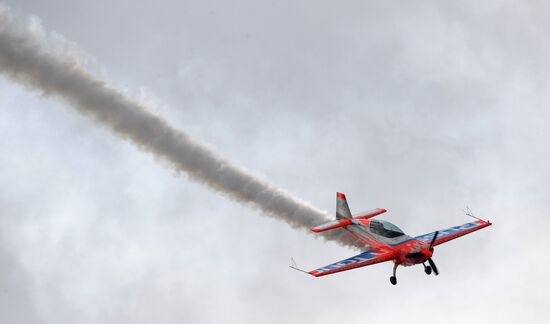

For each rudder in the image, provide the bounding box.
[336,192,352,219]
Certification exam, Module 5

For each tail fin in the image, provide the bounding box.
[336,192,352,219]
[310,192,353,233]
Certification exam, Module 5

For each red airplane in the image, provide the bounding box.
[291,192,492,285]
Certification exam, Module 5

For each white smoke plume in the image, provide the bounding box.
[0,6,362,249]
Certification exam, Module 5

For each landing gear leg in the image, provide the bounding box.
[423,262,432,275]
[390,263,398,285]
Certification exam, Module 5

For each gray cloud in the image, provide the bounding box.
[1,1,550,323]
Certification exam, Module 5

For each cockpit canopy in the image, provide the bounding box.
[369,220,405,238]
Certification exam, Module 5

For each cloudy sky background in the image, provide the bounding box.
[1,1,549,323]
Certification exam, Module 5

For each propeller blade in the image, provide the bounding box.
[428,258,439,276]
[429,231,439,251]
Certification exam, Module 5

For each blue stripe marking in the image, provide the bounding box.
[415,222,480,242]
[317,251,381,272]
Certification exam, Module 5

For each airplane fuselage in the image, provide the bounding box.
[345,218,434,266]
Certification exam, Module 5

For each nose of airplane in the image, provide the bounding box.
[422,248,433,259]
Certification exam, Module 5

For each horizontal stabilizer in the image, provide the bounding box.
[353,208,387,220]
[311,218,352,233]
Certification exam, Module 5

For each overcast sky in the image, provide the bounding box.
[1,1,549,323]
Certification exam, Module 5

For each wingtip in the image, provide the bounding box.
[308,269,322,277]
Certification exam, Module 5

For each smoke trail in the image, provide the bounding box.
[0,7,362,249]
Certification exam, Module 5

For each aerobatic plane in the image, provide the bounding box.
[291,193,492,285]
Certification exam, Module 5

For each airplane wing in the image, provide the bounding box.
[415,219,492,247]
[308,249,396,277]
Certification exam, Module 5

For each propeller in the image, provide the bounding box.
[428,231,440,275]
[428,258,439,276]
[429,231,439,251]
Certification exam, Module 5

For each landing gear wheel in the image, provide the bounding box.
[424,265,432,275]
[390,276,397,285]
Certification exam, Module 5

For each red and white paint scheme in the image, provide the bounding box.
[292,192,492,285]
